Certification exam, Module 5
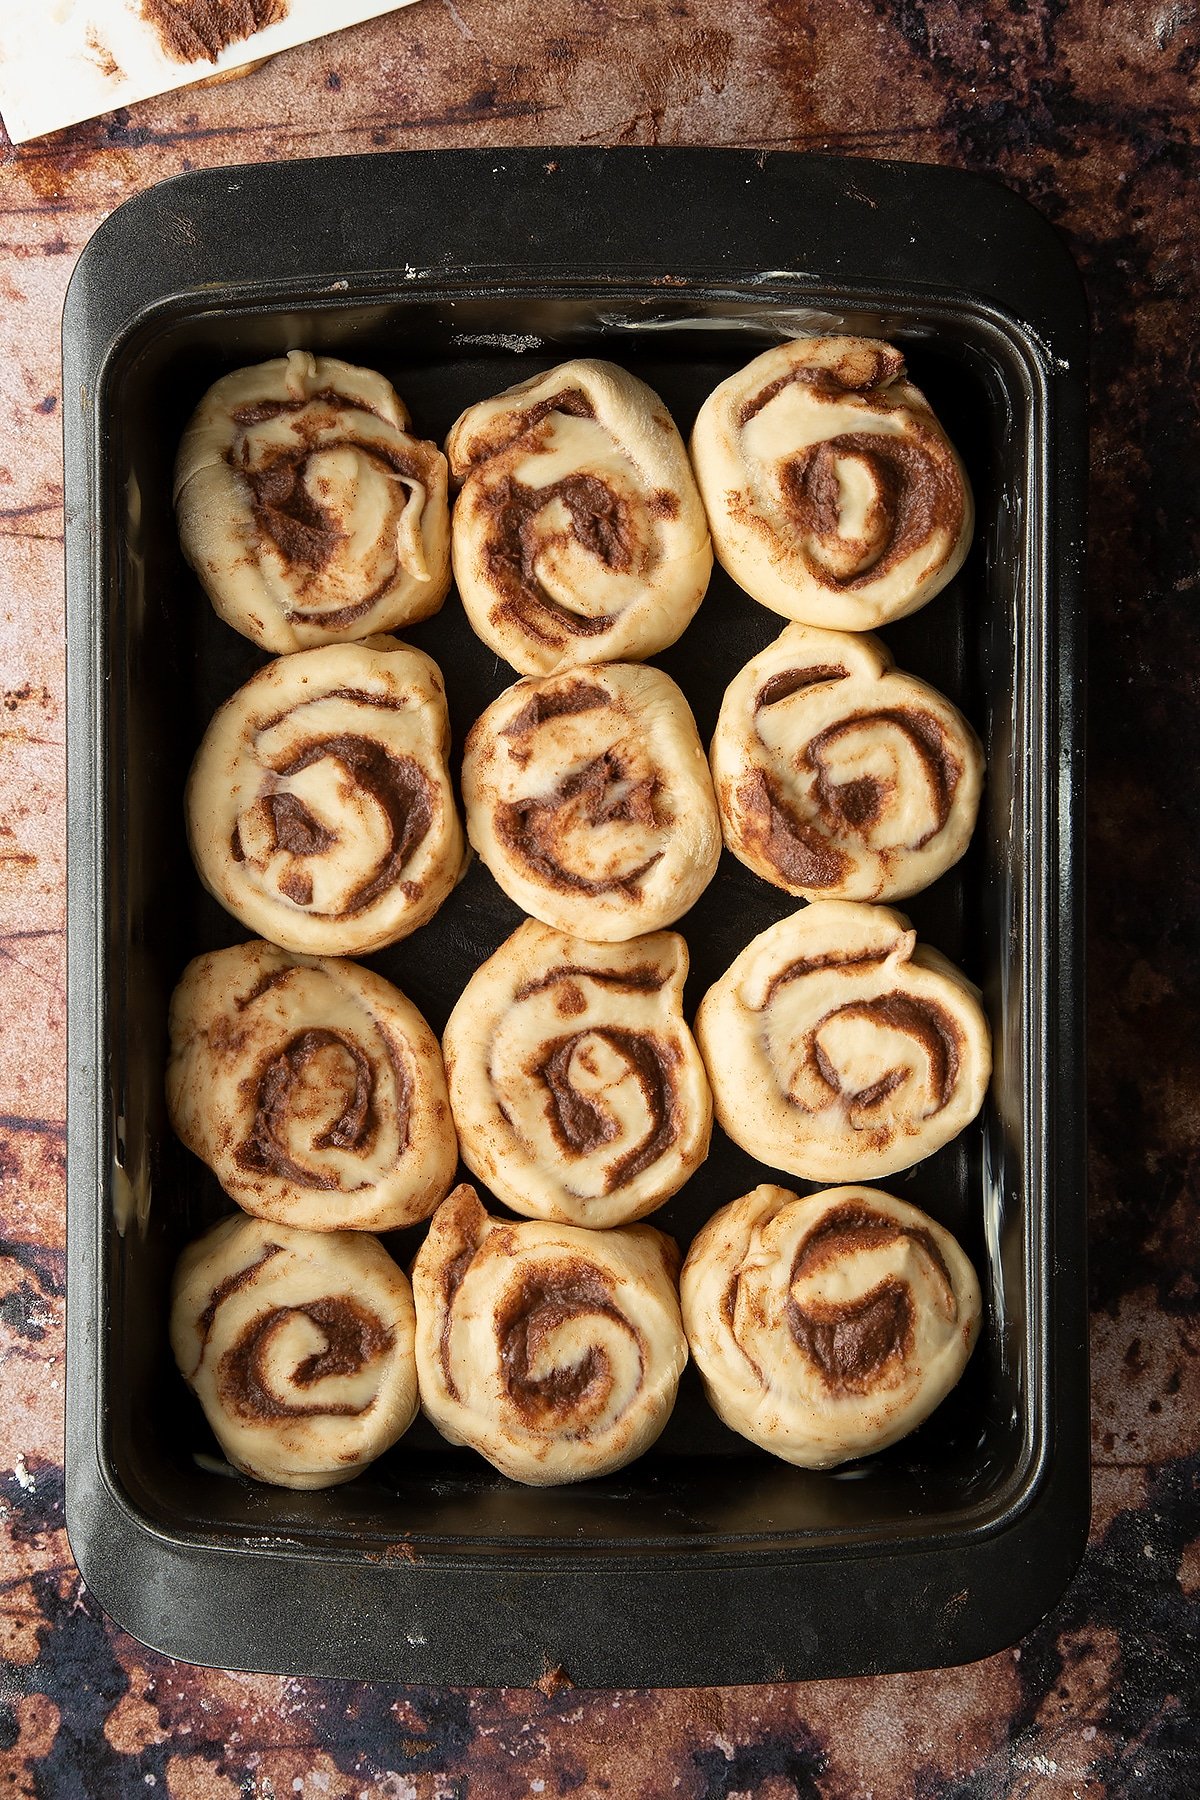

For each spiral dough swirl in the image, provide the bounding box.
[681,1184,981,1467]
[447,358,713,676]
[443,921,712,1228]
[696,901,991,1181]
[170,1214,419,1488]
[691,337,973,630]
[411,1184,687,1485]
[462,662,721,941]
[167,940,458,1233]
[186,639,464,955]
[710,622,984,901]
[174,352,451,652]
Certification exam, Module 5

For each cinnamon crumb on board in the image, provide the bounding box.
[140,0,289,65]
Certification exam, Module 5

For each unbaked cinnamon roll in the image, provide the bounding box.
[461,662,721,941]
[681,1184,981,1467]
[695,901,991,1180]
[167,940,457,1233]
[170,1214,418,1489]
[411,1184,687,1484]
[186,639,465,956]
[175,351,450,652]
[691,337,972,630]
[447,359,712,675]
[710,622,984,901]
[442,921,711,1228]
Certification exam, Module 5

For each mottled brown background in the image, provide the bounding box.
[1,1,1198,1794]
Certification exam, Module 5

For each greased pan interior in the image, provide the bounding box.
[64,147,1088,1685]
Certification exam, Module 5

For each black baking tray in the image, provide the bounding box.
[64,147,1088,1687]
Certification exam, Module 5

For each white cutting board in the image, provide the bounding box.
[0,0,424,144]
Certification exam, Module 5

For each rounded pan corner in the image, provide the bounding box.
[63,1475,148,1646]
[937,1482,1092,1674]
[63,1439,205,1672]
[885,158,1089,333]
[62,170,207,360]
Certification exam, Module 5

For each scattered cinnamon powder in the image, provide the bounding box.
[86,30,124,81]
[535,1662,575,1699]
[364,1540,420,1566]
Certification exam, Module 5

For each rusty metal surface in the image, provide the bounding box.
[1,1,1198,1793]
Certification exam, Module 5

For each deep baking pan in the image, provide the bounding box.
[63,147,1088,1686]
